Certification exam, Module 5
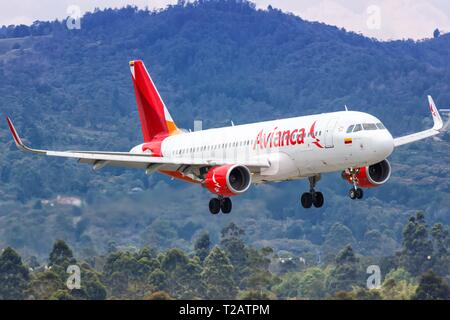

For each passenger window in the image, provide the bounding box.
[376,123,386,130]
[353,124,362,132]
[346,125,354,133]
[363,123,377,130]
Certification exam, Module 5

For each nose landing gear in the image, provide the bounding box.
[209,196,232,214]
[349,187,364,200]
[301,175,324,209]
[347,168,364,200]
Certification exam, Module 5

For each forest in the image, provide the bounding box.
[1,213,449,300]
[0,0,449,299]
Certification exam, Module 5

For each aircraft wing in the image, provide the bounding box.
[6,117,270,172]
[394,96,446,147]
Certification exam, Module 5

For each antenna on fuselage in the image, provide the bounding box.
[231,120,235,126]
[344,105,349,111]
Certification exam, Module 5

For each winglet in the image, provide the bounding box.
[428,95,443,131]
[6,117,24,149]
[5,117,45,154]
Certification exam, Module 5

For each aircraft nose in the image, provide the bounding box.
[372,131,394,158]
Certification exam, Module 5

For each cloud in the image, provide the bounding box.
[0,0,178,26]
[1,0,450,40]
[254,0,450,40]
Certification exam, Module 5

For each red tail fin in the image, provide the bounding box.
[130,60,179,142]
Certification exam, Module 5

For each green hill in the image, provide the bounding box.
[0,0,449,262]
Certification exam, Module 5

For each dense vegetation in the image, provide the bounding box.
[0,215,449,300]
[0,0,449,299]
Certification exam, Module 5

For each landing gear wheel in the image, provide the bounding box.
[349,188,363,200]
[349,188,357,200]
[355,188,364,199]
[209,198,221,214]
[301,193,313,209]
[221,198,232,214]
[312,192,324,208]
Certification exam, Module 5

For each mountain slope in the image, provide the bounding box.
[0,0,449,259]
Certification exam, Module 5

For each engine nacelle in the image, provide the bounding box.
[342,159,391,188]
[204,164,252,196]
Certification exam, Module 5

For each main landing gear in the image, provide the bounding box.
[209,197,232,214]
[301,175,324,209]
[347,168,364,200]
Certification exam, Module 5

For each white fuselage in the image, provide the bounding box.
[132,111,395,183]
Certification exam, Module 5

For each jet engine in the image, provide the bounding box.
[342,159,391,188]
[204,164,252,196]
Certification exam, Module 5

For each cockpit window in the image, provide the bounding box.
[353,124,362,132]
[363,123,378,130]
[376,123,386,130]
[346,125,354,133]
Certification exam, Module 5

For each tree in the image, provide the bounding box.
[110,272,128,298]
[273,272,303,299]
[49,240,75,267]
[384,268,413,283]
[413,270,450,300]
[297,267,328,299]
[274,267,328,299]
[102,248,159,298]
[28,270,65,300]
[194,231,211,262]
[324,223,356,251]
[331,287,381,300]
[434,28,440,39]
[240,247,274,291]
[107,240,118,254]
[144,291,173,300]
[49,289,74,300]
[75,269,107,300]
[83,277,107,300]
[238,289,275,300]
[327,245,360,293]
[148,269,168,291]
[160,249,204,299]
[430,223,450,276]
[201,246,238,299]
[400,213,433,276]
[380,278,417,300]
[0,247,30,299]
[241,269,274,292]
[220,222,248,282]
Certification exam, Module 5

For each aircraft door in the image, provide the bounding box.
[324,117,339,148]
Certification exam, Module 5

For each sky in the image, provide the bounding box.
[0,0,449,40]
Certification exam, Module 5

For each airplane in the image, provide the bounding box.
[6,60,447,214]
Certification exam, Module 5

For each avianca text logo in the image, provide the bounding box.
[254,121,323,150]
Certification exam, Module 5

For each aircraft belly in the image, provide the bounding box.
[294,147,349,176]
[259,151,300,181]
